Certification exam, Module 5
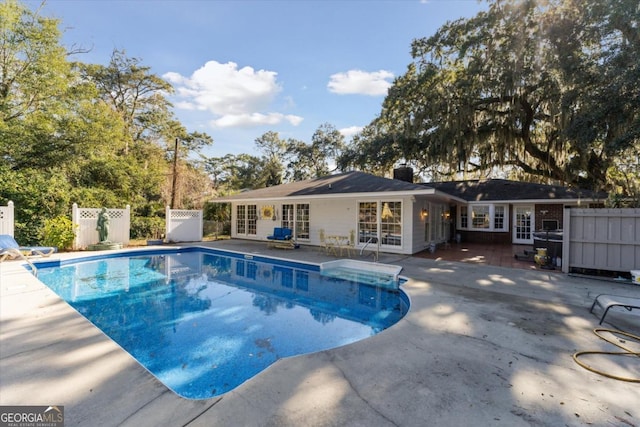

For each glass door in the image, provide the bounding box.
[513,206,534,244]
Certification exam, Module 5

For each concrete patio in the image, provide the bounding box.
[1,239,639,426]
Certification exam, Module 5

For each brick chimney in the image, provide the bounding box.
[393,164,413,183]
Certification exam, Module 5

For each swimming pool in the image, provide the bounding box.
[36,248,409,399]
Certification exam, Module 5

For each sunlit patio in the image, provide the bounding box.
[1,240,638,426]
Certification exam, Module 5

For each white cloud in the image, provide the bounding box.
[339,126,363,138]
[164,61,302,128]
[211,113,303,128]
[327,69,394,96]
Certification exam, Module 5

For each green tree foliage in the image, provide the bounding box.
[227,153,270,190]
[286,123,345,181]
[254,131,287,186]
[1,1,66,168]
[337,122,404,177]
[203,152,271,194]
[345,0,639,193]
[130,216,164,240]
[0,1,215,243]
[80,50,176,153]
[0,166,73,243]
[203,201,231,223]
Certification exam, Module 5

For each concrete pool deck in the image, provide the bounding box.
[1,240,639,426]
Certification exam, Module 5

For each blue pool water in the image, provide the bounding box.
[36,249,409,399]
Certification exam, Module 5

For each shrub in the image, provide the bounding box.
[130,216,165,239]
[43,216,77,250]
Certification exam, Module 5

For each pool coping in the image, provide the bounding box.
[1,240,640,426]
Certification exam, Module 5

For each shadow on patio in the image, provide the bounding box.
[414,242,563,272]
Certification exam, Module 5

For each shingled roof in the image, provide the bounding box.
[214,171,434,201]
[423,179,607,202]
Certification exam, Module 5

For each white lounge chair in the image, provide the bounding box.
[590,294,640,325]
[0,234,57,261]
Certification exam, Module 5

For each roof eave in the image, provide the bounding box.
[211,188,438,203]
[464,198,603,204]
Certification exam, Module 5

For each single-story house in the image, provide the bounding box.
[213,168,607,255]
[425,178,606,245]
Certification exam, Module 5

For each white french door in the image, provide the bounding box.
[513,206,534,244]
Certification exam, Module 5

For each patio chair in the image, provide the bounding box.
[267,227,292,241]
[318,229,336,255]
[590,294,640,325]
[0,234,57,261]
[343,229,356,257]
[267,228,297,249]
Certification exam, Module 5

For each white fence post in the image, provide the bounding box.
[124,205,131,243]
[165,206,203,243]
[562,206,571,273]
[165,205,170,240]
[0,201,15,237]
[72,203,79,249]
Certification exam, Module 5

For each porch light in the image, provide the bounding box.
[442,211,451,220]
[420,208,429,219]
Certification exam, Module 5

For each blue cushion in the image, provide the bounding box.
[267,228,292,241]
[0,234,19,249]
[0,234,57,255]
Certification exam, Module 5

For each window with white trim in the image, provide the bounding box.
[358,202,378,244]
[380,201,402,246]
[296,204,310,239]
[247,205,257,234]
[460,209,468,228]
[458,204,509,232]
[236,204,257,235]
[358,201,402,246]
[282,204,294,230]
[494,205,505,230]
[282,203,309,240]
[472,205,490,229]
[236,205,246,234]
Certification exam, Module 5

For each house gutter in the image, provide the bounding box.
[212,189,439,203]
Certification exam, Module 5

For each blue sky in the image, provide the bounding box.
[30,0,488,158]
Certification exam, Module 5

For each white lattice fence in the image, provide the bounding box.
[166,207,203,243]
[0,201,14,237]
[72,204,131,250]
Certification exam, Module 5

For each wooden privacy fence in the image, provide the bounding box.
[562,207,640,274]
[166,207,203,243]
[0,201,14,237]
[72,204,131,250]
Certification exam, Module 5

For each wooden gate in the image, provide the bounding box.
[562,207,640,274]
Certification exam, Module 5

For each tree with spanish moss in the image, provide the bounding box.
[343,0,639,195]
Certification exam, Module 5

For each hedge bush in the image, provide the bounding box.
[130,216,165,239]
[43,216,77,250]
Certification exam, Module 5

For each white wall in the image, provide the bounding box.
[309,198,357,245]
[409,199,450,254]
[231,196,433,255]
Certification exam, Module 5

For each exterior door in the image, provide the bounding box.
[513,206,534,244]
